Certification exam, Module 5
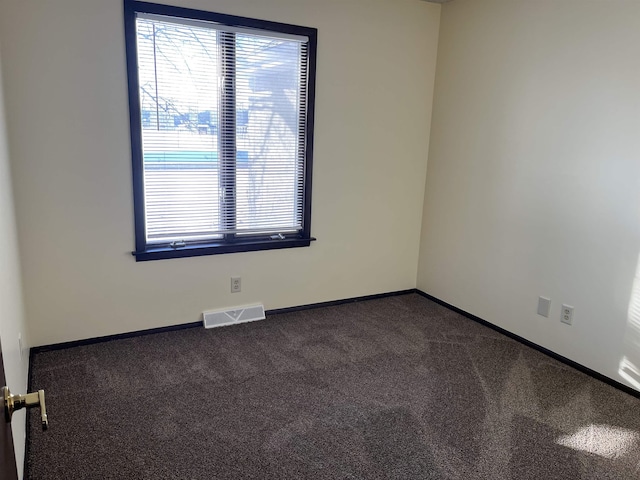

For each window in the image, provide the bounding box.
[124,0,317,261]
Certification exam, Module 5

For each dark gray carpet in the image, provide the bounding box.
[26,294,640,479]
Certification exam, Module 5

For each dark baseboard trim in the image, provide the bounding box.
[30,321,202,354]
[29,287,637,400]
[266,289,417,316]
[29,290,417,354]
[415,289,640,400]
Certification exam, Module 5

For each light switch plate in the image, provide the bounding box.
[537,297,551,317]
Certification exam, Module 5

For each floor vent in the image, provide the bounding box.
[203,304,266,329]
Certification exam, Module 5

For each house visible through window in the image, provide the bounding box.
[124,0,317,261]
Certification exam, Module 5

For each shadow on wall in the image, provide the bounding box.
[620,252,640,390]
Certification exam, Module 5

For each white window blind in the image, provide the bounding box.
[134,14,309,245]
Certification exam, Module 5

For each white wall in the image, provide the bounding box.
[418,0,640,393]
[0,38,29,478]
[0,0,441,346]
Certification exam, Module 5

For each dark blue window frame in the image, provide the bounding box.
[123,0,317,261]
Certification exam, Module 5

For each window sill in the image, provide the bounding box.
[132,237,315,262]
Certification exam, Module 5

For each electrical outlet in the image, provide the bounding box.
[231,276,241,293]
[561,304,574,325]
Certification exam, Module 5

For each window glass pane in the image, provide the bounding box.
[136,18,222,243]
[235,34,304,234]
